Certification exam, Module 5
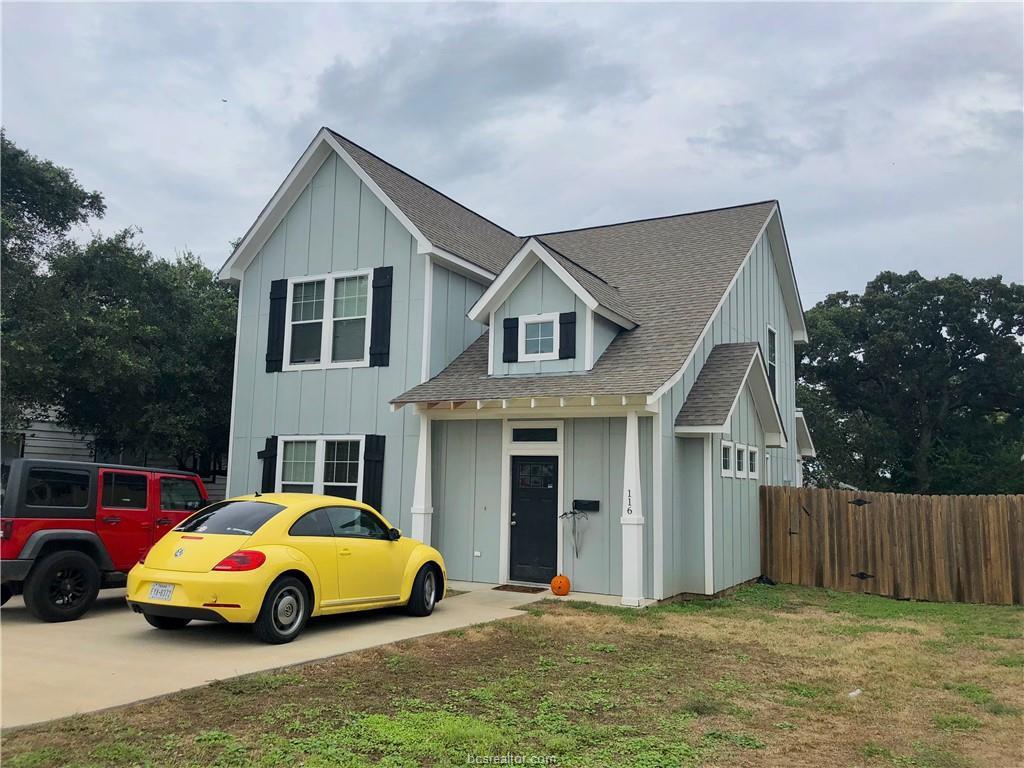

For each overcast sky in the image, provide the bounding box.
[3,2,1021,304]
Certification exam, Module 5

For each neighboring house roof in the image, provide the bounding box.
[394,202,780,404]
[674,343,787,447]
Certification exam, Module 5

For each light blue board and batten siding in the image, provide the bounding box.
[228,151,436,534]
[431,416,654,599]
[659,231,798,596]
[491,262,589,376]
[430,264,486,378]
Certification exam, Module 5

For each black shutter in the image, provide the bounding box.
[369,266,393,367]
[502,317,518,363]
[362,435,386,513]
[265,279,287,373]
[257,436,278,493]
[558,311,577,359]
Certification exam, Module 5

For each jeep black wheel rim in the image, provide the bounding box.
[47,567,87,608]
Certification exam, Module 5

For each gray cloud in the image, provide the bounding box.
[2,2,1020,305]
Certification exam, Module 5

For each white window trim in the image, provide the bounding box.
[721,440,734,478]
[735,444,748,479]
[748,446,760,481]
[282,269,374,372]
[766,323,778,397]
[517,312,560,362]
[276,435,365,499]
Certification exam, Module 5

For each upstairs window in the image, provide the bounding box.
[766,325,777,397]
[285,272,371,370]
[518,313,560,361]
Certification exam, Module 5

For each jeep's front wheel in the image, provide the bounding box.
[23,550,101,622]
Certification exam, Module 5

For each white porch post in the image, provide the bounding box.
[620,410,645,606]
[410,413,433,544]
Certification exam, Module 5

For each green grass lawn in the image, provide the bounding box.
[5,585,1022,767]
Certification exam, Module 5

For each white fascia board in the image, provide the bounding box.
[794,408,817,457]
[217,128,434,283]
[467,238,600,323]
[647,206,776,404]
[765,210,808,343]
[428,246,495,285]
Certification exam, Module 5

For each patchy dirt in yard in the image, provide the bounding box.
[4,585,1021,768]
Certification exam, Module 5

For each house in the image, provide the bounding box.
[218,128,816,605]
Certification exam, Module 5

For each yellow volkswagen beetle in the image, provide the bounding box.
[126,494,446,643]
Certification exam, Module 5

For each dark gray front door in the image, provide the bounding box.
[510,456,558,584]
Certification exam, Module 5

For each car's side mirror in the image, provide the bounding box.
[388,528,401,541]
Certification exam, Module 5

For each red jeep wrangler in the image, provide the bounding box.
[1,459,208,621]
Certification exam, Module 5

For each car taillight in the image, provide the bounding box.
[1,519,12,541]
[212,550,266,571]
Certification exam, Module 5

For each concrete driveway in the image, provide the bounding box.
[1,582,536,728]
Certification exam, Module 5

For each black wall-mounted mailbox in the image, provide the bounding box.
[573,499,600,512]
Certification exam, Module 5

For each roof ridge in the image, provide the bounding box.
[326,128,520,240]
[532,199,778,238]
[534,236,615,289]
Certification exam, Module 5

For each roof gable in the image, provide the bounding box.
[467,238,639,329]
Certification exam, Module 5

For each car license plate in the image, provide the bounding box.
[149,583,174,601]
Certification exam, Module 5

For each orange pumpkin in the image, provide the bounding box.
[550,574,571,596]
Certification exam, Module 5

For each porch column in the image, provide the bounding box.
[410,413,433,544]
[620,410,645,606]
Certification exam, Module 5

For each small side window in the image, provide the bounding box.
[735,446,748,479]
[289,508,331,537]
[102,473,148,509]
[324,506,389,539]
[25,468,90,508]
[748,448,759,480]
[160,477,203,511]
[721,441,734,478]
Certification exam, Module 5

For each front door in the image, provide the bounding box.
[96,468,153,571]
[510,456,558,584]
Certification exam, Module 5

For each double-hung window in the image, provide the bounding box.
[285,271,371,370]
[766,325,777,398]
[518,313,559,361]
[279,436,364,500]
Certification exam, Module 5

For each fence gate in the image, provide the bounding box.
[760,486,1024,605]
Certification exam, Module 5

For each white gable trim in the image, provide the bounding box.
[674,348,787,448]
[467,238,636,329]
[429,246,495,284]
[766,210,808,343]
[795,408,816,457]
[217,128,432,282]
[650,204,807,404]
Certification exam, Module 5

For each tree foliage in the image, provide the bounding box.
[797,271,1024,494]
[1,134,236,468]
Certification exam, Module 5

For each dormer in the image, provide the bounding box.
[467,238,638,376]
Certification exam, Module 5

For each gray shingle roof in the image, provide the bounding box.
[392,202,777,403]
[329,130,523,274]
[538,239,638,325]
[674,343,759,427]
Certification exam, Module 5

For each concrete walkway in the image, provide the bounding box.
[0,582,536,728]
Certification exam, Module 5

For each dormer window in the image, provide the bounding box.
[518,313,560,362]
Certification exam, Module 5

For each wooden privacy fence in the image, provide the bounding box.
[760,486,1024,605]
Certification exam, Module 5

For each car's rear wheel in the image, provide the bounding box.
[253,576,309,644]
[23,550,100,622]
[406,564,438,617]
[144,614,191,630]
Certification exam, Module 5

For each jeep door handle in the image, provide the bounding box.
[101,516,121,525]
[155,517,172,526]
